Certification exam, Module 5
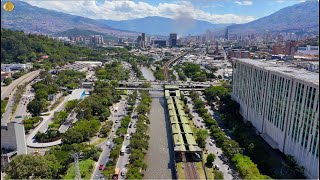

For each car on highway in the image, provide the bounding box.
[112,129,115,132]
[126,134,130,140]
[121,168,126,176]
[209,142,213,146]
[99,164,104,171]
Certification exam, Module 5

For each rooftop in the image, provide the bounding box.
[164,85,179,90]
[236,59,319,86]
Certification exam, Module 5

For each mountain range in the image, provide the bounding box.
[98,16,231,36]
[1,1,139,37]
[225,0,319,35]
[1,1,319,38]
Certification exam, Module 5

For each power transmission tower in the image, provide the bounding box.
[71,153,81,180]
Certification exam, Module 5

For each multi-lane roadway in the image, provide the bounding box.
[91,97,130,179]
[10,84,34,123]
[1,70,40,100]
[1,70,40,126]
[186,95,238,180]
[115,97,140,180]
[163,51,190,80]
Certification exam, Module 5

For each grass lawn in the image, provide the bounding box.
[206,167,214,180]
[50,96,65,110]
[63,159,95,179]
[176,162,186,180]
[195,162,206,180]
[91,137,108,146]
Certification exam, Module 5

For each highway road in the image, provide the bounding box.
[1,70,40,100]
[1,94,15,126]
[186,95,238,180]
[116,101,139,180]
[10,84,34,123]
[1,70,40,126]
[91,96,131,180]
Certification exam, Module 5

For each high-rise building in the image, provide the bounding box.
[152,40,166,48]
[272,45,285,55]
[297,45,319,56]
[141,33,146,48]
[90,35,104,45]
[118,38,124,45]
[225,28,229,40]
[285,41,298,56]
[229,49,251,58]
[232,59,319,179]
[169,33,177,47]
[137,35,142,47]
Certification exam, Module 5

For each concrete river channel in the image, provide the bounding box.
[139,66,175,179]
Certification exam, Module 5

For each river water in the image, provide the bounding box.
[144,95,175,179]
[139,66,155,81]
[140,66,174,179]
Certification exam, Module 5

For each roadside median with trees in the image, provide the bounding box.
[204,85,305,179]
[126,90,151,179]
[189,89,270,179]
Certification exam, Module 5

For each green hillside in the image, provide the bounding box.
[1,29,105,66]
[55,28,118,41]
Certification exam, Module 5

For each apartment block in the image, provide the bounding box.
[232,59,319,178]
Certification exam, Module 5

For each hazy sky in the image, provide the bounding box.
[21,0,312,24]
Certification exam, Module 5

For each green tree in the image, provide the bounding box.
[64,99,79,112]
[61,129,84,144]
[141,82,151,88]
[213,170,224,180]
[5,154,52,179]
[196,129,209,148]
[204,86,230,104]
[27,99,43,116]
[45,154,62,178]
[3,77,13,86]
[126,167,143,179]
[206,153,216,167]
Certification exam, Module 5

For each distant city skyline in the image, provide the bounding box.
[21,0,315,24]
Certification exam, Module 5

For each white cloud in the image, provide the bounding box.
[276,0,285,3]
[235,1,253,5]
[23,0,255,24]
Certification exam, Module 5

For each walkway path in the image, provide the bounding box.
[26,95,70,148]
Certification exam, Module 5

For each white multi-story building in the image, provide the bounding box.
[297,45,319,56]
[232,59,319,179]
[1,63,32,72]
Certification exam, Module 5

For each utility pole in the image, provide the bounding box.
[71,153,81,180]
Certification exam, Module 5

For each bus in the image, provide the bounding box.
[112,168,120,180]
